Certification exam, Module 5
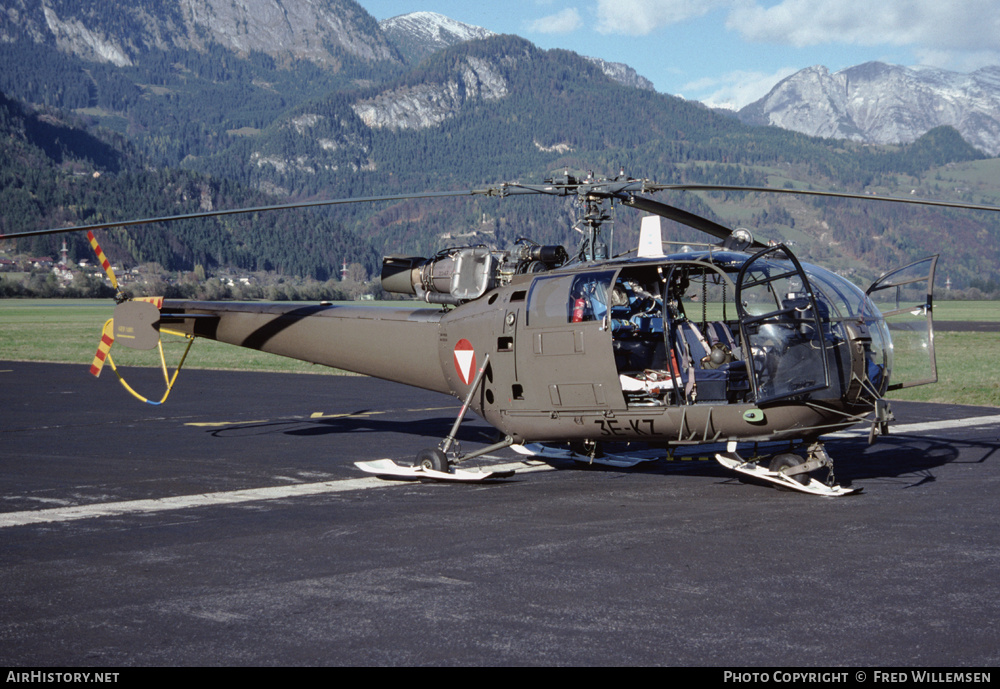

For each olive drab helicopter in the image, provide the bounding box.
[6,171,997,496]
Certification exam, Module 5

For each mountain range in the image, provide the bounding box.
[1,0,399,68]
[739,62,1000,156]
[1,0,999,296]
[4,1,996,153]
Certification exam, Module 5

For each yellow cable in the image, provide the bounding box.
[107,335,196,405]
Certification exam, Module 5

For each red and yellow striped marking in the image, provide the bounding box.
[90,320,115,378]
[134,295,163,309]
[87,230,117,290]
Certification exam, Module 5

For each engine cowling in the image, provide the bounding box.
[381,243,568,305]
[381,247,496,305]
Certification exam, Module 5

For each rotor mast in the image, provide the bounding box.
[577,192,612,261]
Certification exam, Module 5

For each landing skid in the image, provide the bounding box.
[512,443,659,468]
[356,352,515,483]
[714,445,860,497]
[354,459,515,482]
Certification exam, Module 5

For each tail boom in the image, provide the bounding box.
[160,301,451,394]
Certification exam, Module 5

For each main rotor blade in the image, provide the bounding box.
[10,176,999,243]
[0,189,490,240]
[617,194,748,244]
[654,184,1000,214]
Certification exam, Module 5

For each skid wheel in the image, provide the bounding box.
[415,448,450,473]
[769,453,810,487]
[570,440,604,464]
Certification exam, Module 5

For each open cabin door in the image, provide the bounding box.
[736,245,832,405]
[866,256,938,390]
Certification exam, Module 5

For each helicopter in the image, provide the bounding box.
[5,170,996,496]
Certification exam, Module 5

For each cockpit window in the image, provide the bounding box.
[801,263,871,320]
[527,271,615,327]
[527,275,572,327]
[736,247,833,403]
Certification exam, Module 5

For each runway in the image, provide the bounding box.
[2,361,999,666]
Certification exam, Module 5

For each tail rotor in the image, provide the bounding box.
[84,232,190,404]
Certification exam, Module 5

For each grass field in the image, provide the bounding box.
[2,298,999,406]
[892,331,1000,405]
[0,299,355,375]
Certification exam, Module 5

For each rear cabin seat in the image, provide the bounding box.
[673,320,749,402]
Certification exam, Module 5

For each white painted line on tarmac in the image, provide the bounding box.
[3,413,998,529]
[830,413,1000,438]
[889,414,1000,435]
[0,460,550,529]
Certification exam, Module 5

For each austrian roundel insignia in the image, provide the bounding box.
[453,339,476,385]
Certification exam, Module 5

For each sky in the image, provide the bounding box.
[360,0,1000,110]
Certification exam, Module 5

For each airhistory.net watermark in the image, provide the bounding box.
[6,673,119,683]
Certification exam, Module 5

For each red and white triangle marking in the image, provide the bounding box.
[453,339,476,385]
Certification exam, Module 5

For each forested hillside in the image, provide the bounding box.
[210,35,998,286]
[2,1,999,296]
[0,91,379,281]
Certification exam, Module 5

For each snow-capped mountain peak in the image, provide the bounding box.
[382,11,495,44]
[738,62,1000,155]
[379,12,494,64]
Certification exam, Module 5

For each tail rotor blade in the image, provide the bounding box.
[90,320,115,378]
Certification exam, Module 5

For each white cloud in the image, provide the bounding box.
[586,0,1000,64]
[525,8,584,34]
[582,0,1000,75]
[594,0,729,35]
[682,67,798,110]
[913,48,1000,73]
[727,0,1000,53]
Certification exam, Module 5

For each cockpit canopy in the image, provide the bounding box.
[524,246,898,407]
